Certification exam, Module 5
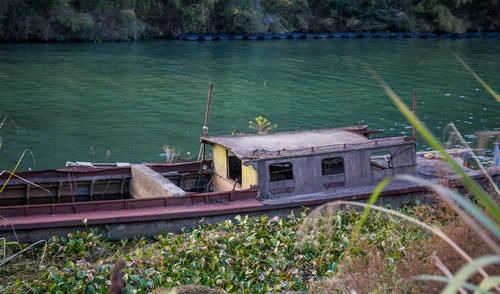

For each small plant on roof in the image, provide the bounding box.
[249,115,277,134]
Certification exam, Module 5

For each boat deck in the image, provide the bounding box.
[0,198,264,230]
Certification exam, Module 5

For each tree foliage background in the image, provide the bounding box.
[0,0,498,41]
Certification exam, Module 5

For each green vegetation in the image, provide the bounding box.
[0,0,498,41]
[2,204,488,293]
[248,115,277,134]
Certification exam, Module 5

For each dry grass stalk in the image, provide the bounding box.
[431,252,467,294]
[301,200,498,292]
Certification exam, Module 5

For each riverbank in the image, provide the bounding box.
[177,31,500,41]
[1,0,499,42]
[0,204,488,293]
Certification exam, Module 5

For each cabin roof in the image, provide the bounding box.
[202,128,408,160]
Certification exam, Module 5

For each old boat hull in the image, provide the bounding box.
[0,161,213,206]
[0,181,425,242]
[1,157,498,243]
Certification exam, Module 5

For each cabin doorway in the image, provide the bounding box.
[228,151,242,184]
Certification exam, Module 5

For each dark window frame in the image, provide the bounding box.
[269,162,294,182]
[321,157,345,175]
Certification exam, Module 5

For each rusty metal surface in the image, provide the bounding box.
[0,161,210,181]
[0,183,424,236]
[0,188,259,230]
[1,169,497,242]
[0,187,258,217]
[0,182,434,244]
[0,161,212,206]
[201,128,407,160]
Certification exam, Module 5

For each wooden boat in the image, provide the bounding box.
[1,126,498,242]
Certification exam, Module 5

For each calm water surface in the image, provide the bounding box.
[0,39,499,170]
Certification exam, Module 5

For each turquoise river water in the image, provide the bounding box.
[0,39,499,170]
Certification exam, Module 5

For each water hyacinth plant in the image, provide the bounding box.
[2,207,440,293]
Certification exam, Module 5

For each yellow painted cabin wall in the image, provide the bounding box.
[212,144,227,177]
[241,163,258,189]
[211,144,259,191]
[212,144,234,191]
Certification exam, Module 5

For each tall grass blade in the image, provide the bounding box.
[397,174,499,238]
[476,276,500,293]
[0,116,20,133]
[432,253,467,294]
[442,255,500,294]
[322,200,493,281]
[0,149,35,193]
[0,216,20,242]
[1,237,22,256]
[319,201,475,264]
[0,240,47,266]
[452,52,500,102]
[444,122,499,196]
[416,275,494,293]
[0,170,53,201]
[355,178,389,235]
[0,116,6,128]
[366,66,499,222]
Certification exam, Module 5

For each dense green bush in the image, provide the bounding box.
[0,0,498,41]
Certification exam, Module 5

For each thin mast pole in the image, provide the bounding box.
[198,82,213,161]
[202,82,213,138]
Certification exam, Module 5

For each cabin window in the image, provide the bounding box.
[269,162,294,182]
[228,151,242,184]
[321,157,344,175]
[370,151,393,169]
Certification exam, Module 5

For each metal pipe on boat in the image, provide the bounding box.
[198,82,214,161]
[197,82,214,192]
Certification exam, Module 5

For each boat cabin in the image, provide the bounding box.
[201,128,417,199]
[0,128,418,206]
